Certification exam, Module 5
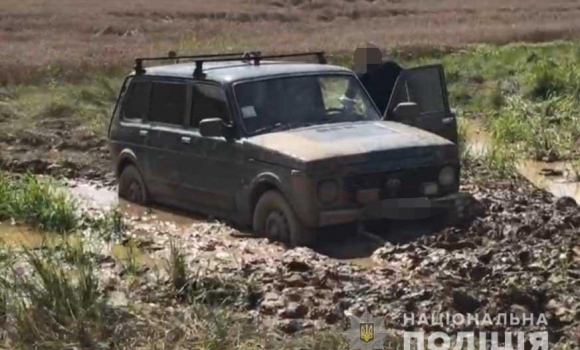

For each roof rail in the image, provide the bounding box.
[191,51,327,78]
[134,51,327,77]
[134,51,252,75]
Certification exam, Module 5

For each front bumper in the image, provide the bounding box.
[318,192,471,226]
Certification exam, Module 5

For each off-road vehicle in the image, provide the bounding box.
[108,51,468,246]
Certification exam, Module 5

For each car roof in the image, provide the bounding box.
[140,61,353,83]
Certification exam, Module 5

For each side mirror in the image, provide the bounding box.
[199,118,231,138]
[393,102,420,125]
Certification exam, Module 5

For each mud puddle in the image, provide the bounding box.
[464,120,580,203]
[0,221,162,267]
[0,222,54,247]
[1,182,445,270]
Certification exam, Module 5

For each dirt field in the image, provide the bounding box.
[2,0,580,82]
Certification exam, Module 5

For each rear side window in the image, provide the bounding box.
[190,84,230,128]
[149,82,187,125]
[123,81,150,121]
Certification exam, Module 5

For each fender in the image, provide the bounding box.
[248,171,290,204]
[238,171,292,225]
[116,148,139,177]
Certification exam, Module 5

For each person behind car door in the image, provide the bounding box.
[353,44,403,116]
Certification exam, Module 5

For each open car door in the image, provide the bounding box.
[384,65,457,143]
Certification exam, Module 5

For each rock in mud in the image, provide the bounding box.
[555,196,577,210]
[277,319,304,334]
[279,302,309,319]
[452,290,482,313]
[285,274,307,288]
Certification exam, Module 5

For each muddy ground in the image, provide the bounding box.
[0,109,112,182]
[1,124,580,348]
[97,168,578,344]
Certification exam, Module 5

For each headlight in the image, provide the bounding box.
[438,166,456,186]
[317,180,339,204]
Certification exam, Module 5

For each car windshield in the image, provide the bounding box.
[234,74,381,135]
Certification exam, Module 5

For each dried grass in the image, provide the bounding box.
[2,0,580,83]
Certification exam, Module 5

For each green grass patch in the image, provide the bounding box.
[0,243,120,349]
[438,42,580,162]
[0,173,78,233]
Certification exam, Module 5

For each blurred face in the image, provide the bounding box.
[353,46,382,74]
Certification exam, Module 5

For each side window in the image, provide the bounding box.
[406,68,446,113]
[386,66,448,116]
[190,84,230,128]
[149,82,187,125]
[123,81,150,121]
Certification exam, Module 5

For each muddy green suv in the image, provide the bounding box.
[108,52,467,246]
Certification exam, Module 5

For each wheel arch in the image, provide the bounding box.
[248,172,287,219]
[116,149,139,178]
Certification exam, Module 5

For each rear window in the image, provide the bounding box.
[149,82,187,125]
[123,81,150,121]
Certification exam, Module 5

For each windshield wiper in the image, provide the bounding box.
[252,121,313,135]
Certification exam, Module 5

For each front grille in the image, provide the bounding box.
[344,166,439,199]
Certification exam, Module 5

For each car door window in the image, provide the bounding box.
[123,81,150,121]
[190,84,230,128]
[387,65,449,115]
[149,82,187,125]
[406,68,446,113]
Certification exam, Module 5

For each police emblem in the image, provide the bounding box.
[360,322,375,343]
[344,310,389,350]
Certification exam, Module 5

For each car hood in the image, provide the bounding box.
[243,121,456,172]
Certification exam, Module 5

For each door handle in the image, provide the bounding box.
[139,130,148,137]
[181,136,191,144]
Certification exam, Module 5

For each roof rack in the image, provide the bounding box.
[134,52,252,75]
[134,51,327,78]
[190,52,327,78]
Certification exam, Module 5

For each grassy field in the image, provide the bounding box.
[434,42,580,164]
[2,0,580,83]
[2,42,579,180]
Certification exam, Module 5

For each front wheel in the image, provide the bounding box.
[252,190,314,247]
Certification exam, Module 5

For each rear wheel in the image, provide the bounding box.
[252,190,314,247]
[118,165,149,205]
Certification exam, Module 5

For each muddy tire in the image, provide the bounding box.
[252,190,315,247]
[118,165,149,205]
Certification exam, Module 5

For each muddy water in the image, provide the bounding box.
[0,222,54,247]
[0,175,440,269]
[464,121,580,203]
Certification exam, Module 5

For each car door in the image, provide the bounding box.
[144,79,190,203]
[384,65,457,143]
[175,82,241,214]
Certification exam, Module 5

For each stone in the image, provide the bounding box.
[283,290,303,302]
[285,274,307,287]
[285,260,312,272]
[108,291,128,307]
[452,290,481,313]
[555,196,577,211]
[277,319,303,334]
[279,302,309,319]
[324,307,343,324]
[260,298,284,315]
